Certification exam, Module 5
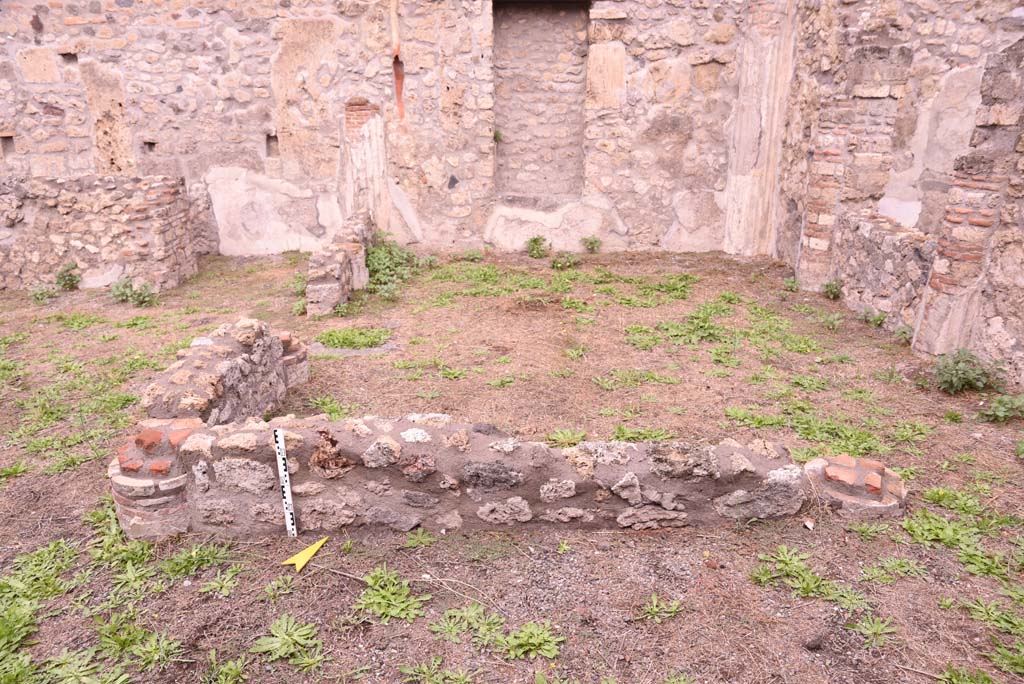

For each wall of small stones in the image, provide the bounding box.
[782,0,1024,384]
[140,319,308,427]
[109,412,908,540]
[0,0,796,256]
[109,317,908,539]
[493,3,589,199]
[0,174,197,291]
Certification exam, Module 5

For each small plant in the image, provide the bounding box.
[937,665,994,684]
[550,252,580,271]
[203,650,249,684]
[250,614,322,667]
[493,129,504,143]
[822,279,843,300]
[944,410,963,423]
[978,394,1024,423]
[160,542,231,578]
[817,312,843,331]
[0,460,30,486]
[487,376,515,388]
[499,621,565,660]
[55,263,81,291]
[546,428,586,448]
[860,557,928,584]
[291,299,307,316]
[611,425,674,442]
[1016,440,1024,460]
[400,656,476,684]
[405,529,438,549]
[525,236,549,259]
[454,249,484,262]
[860,309,886,327]
[848,615,897,648]
[427,603,506,648]
[636,593,681,624]
[848,522,889,541]
[783,277,799,292]
[934,348,1003,395]
[263,575,295,602]
[30,286,59,304]
[581,236,602,253]
[439,365,467,380]
[367,235,425,300]
[111,278,158,307]
[285,272,307,297]
[308,395,358,420]
[664,673,695,684]
[132,632,184,671]
[111,278,135,301]
[556,540,572,555]
[200,563,243,597]
[315,327,392,349]
[564,345,587,360]
[894,325,913,345]
[625,324,662,351]
[353,565,431,624]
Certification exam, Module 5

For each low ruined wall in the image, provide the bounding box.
[305,232,370,317]
[830,211,936,331]
[110,318,906,539]
[108,415,906,539]
[0,175,197,291]
[140,319,308,427]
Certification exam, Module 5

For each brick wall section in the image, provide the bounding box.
[0,174,197,291]
[344,101,382,141]
[786,1,1022,384]
[493,3,588,198]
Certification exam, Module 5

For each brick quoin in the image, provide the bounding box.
[148,459,173,475]
[134,428,163,452]
[166,429,193,448]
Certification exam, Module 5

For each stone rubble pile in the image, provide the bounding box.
[140,318,307,427]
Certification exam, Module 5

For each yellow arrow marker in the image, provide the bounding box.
[281,536,328,573]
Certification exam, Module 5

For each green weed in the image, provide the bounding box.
[525,236,549,259]
[546,428,586,448]
[315,327,391,349]
[353,566,431,624]
[636,593,681,624]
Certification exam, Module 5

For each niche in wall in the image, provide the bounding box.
[493,1,589,200]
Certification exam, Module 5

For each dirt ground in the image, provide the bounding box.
[0,250,1021,684]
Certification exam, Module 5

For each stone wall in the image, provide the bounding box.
[783,0,1024,384]
[0,0,793,255]
[140,319,308,427]
[1,0,1022,380]
[0,174,197,291]
[109,412,906,540]
[493,3,588,199]
[110,317,907,539]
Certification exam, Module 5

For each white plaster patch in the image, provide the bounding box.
[206,166,343,255]
[400,428,431,443]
